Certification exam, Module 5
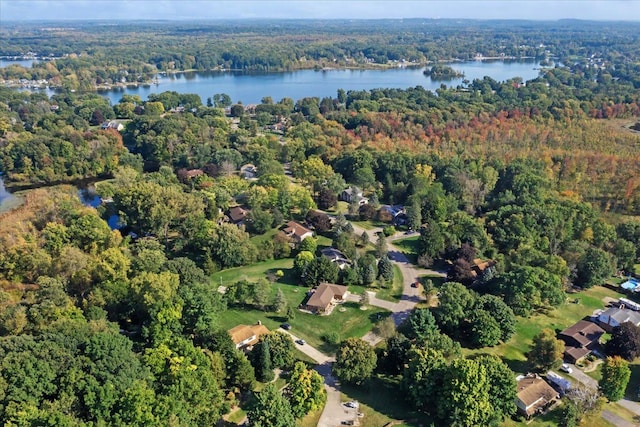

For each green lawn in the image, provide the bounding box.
[373,265,404,302]
[213,259,389,354]
[465,285,625,374]
[340,376,434,427]
[212,258,296,287]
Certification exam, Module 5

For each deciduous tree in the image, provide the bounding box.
[528,328,564,372]
[286,362,325,418]
[333,338,377,385]
[600,356,631,402]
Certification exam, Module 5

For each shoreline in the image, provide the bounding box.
[1,56,543,93]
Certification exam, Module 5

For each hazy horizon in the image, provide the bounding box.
[1,0,639,22]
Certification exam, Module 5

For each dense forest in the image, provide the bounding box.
[1,19,640,426]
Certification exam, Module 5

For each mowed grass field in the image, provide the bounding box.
[212,258,390,354]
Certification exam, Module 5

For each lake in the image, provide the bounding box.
[0,58,39,68]
[99,59,542,105]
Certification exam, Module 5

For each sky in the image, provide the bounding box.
[1,0,639,21]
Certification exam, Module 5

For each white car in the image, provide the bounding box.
[560,363,573,373]
[344,401,359,408]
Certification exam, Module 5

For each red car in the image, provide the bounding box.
[411,282,420,288]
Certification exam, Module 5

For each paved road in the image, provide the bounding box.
[566,363,640,425]
[566,363,598,390]
[280,329,334,364]
[313,219,448,427]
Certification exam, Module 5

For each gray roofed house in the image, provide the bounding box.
[597,307,640,331]
[320,247,351,269]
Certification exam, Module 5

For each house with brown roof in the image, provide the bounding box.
[227,206,249,225]
[304,283,349,315]
[283,221,313,246]
[228,322,270,350]
[558,320,605,363]
[470,258,496,279]
[515,374,559,418]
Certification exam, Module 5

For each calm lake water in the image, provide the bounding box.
[0,59,39,68]
[7,59,543,105]
[100,59,542,105]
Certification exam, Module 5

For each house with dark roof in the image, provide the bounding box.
[515,374,559,418]
[228,322,270,350]
[304,283,349,315]
[227,206,249,225]
[320,247,351,270]
[283,221,313,246]
[597,307,640,331]
[558,320,605,363]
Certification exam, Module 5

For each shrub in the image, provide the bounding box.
[383,226,396,236]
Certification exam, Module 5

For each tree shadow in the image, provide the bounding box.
[502,358,531,374]
[340,376,433,426]
[369,311,392,323]
[266,314,288,323]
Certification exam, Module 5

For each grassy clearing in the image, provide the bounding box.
[392,235,420,254]
[213,259,389,354]
[464,285,625,374]
[340,376,434,427]
[212,258,296,287]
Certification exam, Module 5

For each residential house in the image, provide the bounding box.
[228,322,270,350]
[558,320,605,363]
[340,187,368,205]
[283,221,313,246]
[304,283,349,315]
[320,247,351,270]
[597,306,640,331]
[100,120,124,131]
[515,374,559,418]
[227,206,249,226]
[240,164,258,179]
[470,258,497,280]
[184,169,204,179]
[378,205,407,225]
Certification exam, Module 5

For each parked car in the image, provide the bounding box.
[295,339,306,345]
[411,282,420,288]
[560,363,573,373]
[280,323,291,330]
[344,401,359,408]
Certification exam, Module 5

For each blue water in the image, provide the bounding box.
[0,59,39,68]
[621,279,640,291]
[99,59,542,105]
[77,186,120,230]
